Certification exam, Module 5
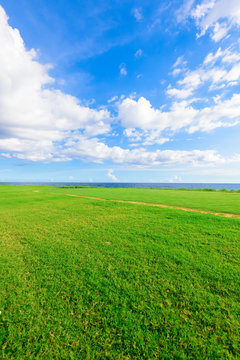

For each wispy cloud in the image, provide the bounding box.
[168,175,183,183]
[132,8,143,22]
[107,169,118,181]
[167,45,240,101]
[176,0,196,22]
[108,95,118,103]
[119,63,127,76]
[135,49,143,58]
[190,0,240,41]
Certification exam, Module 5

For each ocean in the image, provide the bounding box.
[1,182,240,190]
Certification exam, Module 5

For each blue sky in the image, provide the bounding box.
[0,0,240,183]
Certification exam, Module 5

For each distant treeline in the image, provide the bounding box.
[58,185,240,192]
[152,188,240,192]
[59,186,93,189]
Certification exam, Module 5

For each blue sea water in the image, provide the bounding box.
[1,182,240,190]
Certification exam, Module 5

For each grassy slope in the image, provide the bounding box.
[0,186,240,359]
[47,186,240,215]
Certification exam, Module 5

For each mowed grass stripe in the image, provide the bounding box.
[0,187,240,359]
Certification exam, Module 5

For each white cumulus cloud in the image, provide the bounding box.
[61,136,228,166]
[0,6,111,161]
[118,94,240,136]
[1,4,240,169]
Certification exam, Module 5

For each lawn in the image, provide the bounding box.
[0,186,240,359]
[49,185,240,215]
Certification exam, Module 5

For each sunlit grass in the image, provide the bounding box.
[0,186,239,359]
[49,185,240,214]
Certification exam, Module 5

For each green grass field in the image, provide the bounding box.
[0,185,240,359]
[50,185,240,215]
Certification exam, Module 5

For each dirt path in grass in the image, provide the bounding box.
[33,191,240,218]
[61,193,239,219]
